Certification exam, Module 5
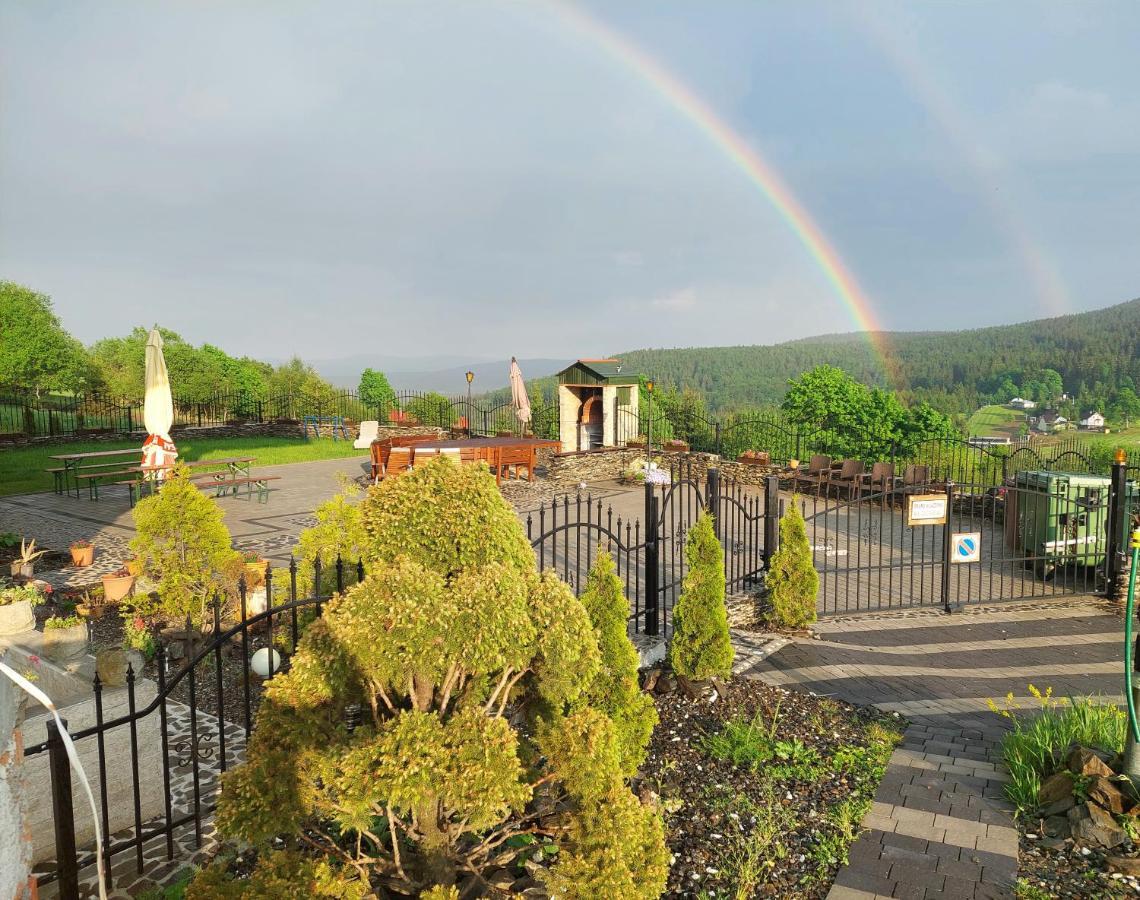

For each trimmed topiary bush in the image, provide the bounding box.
[669,512,734,680]
[578,549,658,775]
[292,480,369,596]
[129,465,240,626]
[766,497,819,628]
[199,457,667,898]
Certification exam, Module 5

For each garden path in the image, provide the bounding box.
[735,597,1124,899]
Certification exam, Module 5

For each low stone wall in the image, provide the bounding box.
[541,447,781,487]
[0,652,32,899]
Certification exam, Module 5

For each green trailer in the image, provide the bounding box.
[1011,470,1135,577]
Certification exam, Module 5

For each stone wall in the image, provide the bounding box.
[540,447,780,488]
[0,654,33,899]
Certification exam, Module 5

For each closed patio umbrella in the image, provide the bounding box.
[141,327,178,479]
[510,357,531,426]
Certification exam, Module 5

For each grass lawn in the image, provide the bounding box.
[967,404,1026,438]
[1034,426,1140,455]
[0,436,366,498]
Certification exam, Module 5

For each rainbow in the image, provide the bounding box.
[546,1,895,371]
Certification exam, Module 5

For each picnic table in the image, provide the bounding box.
[47,452,263,502]
[49,447,145,499]
[303,414,349,440]
[124,457,260,505]
[372,436,560,485]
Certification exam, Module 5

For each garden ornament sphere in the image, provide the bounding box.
[250,647,281,679]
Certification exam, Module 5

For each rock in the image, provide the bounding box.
[486,868,514,889]
[1089,776,1128,814]
[709,676,729,699]
[1069,802,1127,849]
[1040,796,1077,817]
[642,668,661,692]
[1068,747,1116,779]
[675,675,701,700]
[95,648,128,687]
[654,673,676,695]
[1043,815,1071,839]
[1106,855,1140,877]
[1040,836,1068,850]
[1039,771,1075,805]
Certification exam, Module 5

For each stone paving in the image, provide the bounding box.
[734,597,1124,899]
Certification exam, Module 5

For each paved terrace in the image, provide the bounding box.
[736,598,1125,900]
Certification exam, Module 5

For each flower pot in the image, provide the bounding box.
[0,601,35,636]
[76,601,105,619]
[101,573,136,603]
[70,544,95,567]
[244,560,269,584]
[44,623,89,665]
[9,561,34,578]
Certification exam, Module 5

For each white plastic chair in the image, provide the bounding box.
[354,420,380,450]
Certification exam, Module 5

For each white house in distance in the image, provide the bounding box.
[1010,397,1037,410]
[1079,411,1107,431]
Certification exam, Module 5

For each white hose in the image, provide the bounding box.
[0,660,108,900]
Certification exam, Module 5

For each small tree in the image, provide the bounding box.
[199,458,668,897]
[766,498,819,628]
[578,550,658,775]
[668,512,734,680]
[129,466,240,626]
[358,367,397,412]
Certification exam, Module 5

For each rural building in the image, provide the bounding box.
[1029,409,1069,433]
[1079,411,1107,431]
[556,359,640,453]
[1009,397,1037,410]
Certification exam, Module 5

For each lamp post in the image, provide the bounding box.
[465,371,474,436]
[645,379,654,469]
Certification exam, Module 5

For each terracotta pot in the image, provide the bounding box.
[0,600,36,636]
[9,561,34,578]
[70,544,95,567]
[44,623,89,664]
[76,601,105,619]
[244,560,269,584]
[101,573,136,603]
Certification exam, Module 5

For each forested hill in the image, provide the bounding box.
[616,297,1140,415]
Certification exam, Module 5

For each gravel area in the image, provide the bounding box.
[1017,829,1140,898]
[644,676,903,899]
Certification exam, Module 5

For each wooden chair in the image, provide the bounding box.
[384,447,412,479]
[891,464,931,504]
[827,459,866,500]
[858,462,896,502]
[411,448,439,469]
[497,446,534,481]
[793,454,832,497]
[440,448,462,464]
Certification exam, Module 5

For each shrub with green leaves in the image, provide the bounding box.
[129,466,240,626]
[202,457,667,898]
[291,479,369,597]
[766,498,819,628]
[669,512,734,680]
[578,549,658,775]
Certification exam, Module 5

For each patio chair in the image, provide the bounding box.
[858,462,896,502]
[440,448,462,464]
[792,454,832,497]
[354,420,379,450]
[891,464,931,503]
[411,448,439,469]
[384,447,412,479]
[826,459,865,500]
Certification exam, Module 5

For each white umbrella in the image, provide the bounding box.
[510,357,531,425]
[142,327,177,479]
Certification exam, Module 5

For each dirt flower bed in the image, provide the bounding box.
[644,676,902,899]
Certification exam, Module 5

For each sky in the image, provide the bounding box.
[1,1,1138,364]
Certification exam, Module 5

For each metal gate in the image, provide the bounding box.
[804,466,1128,616]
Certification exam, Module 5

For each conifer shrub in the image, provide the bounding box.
[291,480,369,596]
[578,549,658,775]
[766,498,819,628]
[200,457,668,898]
[668,512,734,680]
[129,465,240,626]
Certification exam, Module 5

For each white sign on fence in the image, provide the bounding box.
[952,532,981,563]
[907,494,947,526]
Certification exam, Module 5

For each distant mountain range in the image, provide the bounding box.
[611,297,1140,415]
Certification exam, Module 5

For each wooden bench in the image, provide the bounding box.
[75,468,144,500]
[195,475,281,503]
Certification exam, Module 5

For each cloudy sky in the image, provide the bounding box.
[1,1,1137,363]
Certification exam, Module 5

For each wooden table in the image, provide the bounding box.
[50,447,143,498]
[374,436,560,484]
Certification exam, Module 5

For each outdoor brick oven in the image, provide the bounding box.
[556,359,640,453]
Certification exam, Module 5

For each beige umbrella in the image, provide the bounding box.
[510,357,531,425]
[142,327,177,478]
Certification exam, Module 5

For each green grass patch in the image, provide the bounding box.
[990,686,1126,816]
[967,404,1026,438]
[0,436,366,497]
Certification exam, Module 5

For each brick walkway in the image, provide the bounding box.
[734,597,1124,900]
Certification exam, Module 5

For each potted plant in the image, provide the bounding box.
[664,439,690,453]
[627,434,648,449]
[43,614,89,664]
[10,538,46,578]
[240,549,269,586]
[101,565,137,603]
[69,539,95,567]
[0,582,41,635]
[122,614,156,672]
[76,590,106,619]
